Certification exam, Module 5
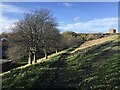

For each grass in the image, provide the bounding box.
[0,47,69,76]
[2,55,62,89]
[81,53,120,90]
[1,35,120,89]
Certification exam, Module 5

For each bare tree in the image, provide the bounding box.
[8,9,59,64]
[47,28,61,54]
[40,27,60,59]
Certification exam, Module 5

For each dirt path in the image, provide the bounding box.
[72,35,117,53]
[53,53,70,88]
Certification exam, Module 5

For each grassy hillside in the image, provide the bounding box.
[1,35,120,89]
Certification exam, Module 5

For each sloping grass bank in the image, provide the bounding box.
[2,35,120,89]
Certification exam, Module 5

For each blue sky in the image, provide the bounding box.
[1,2,118,33]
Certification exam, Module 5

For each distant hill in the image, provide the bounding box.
[1,35,120,89]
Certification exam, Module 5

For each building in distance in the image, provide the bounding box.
[109,28,116,34]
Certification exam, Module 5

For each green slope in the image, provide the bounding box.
[2,35,120,89]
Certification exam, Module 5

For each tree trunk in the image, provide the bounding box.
[33,52,37,63]
[44,50,48,59]
[56,49,58,54]
[28,52,32,64]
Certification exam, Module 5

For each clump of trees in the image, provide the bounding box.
[86,33,95,40]
[8,9,61,64]
[61,31,79,48]
[61,31,87,49]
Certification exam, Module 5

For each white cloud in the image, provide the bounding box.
[74,16,80,21]
[59,17,118,33]
[0,3,30,34]
[0,16,18,34]
[59,21,65,24]
[63,3,72,7]
[1,3,26,13]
